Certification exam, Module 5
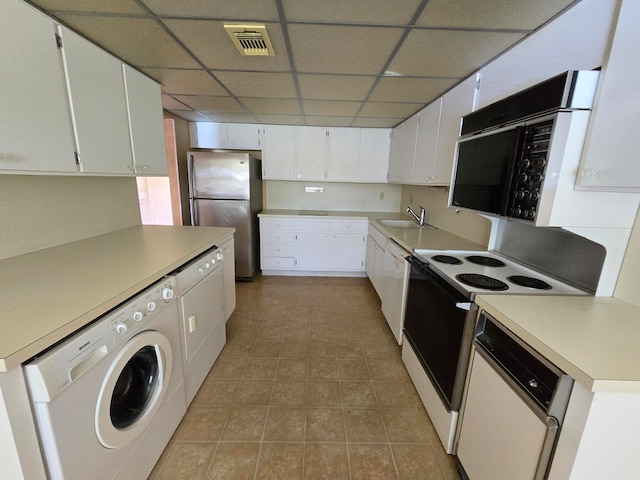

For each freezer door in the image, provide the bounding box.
[193,199,257,278]
[189,152,250,200]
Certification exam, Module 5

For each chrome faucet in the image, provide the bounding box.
[407,206,426,226]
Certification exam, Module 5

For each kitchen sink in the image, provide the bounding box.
[377,219,435,229]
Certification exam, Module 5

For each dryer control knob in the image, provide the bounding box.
[216,252,224,261]
[147,301,156,312]
[198,266,204,275]
[132,311,144,322]
[115,324,128,334]
[162,287,174,301]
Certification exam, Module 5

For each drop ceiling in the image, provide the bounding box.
[27,0,579,127]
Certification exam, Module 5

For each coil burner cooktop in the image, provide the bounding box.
[413,250,588,298]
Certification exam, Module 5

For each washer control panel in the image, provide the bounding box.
[174,246,223,293]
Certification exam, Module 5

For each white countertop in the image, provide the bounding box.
[475,295,640,393]
[0,225,234,371]
[258,209,486,252]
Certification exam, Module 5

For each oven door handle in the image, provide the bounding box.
[456,302,473,311]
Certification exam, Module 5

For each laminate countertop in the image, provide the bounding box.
[0,225,234,372]
[476,294,640,393]
[258,210,486,252]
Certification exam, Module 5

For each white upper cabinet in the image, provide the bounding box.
[433,74,478,185]
[577,0,640,191]
[387,123,404,182]
[189,122,261,150]
[358,128,391,183]
[412,99,442,184]
[58,26,134,175]
[262,125,295,179]
[0,0,76,173]
[326,127,360,182]
[388,112,419,184]
[294,127,327,180]
[123,65,167,175]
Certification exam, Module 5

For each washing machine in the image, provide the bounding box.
[24,277,186,480]
[174,246,226,405]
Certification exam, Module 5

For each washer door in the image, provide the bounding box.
[95,330,172,448]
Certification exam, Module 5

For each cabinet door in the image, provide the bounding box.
[295,233,330,270]
[330,233,365,270]
[399,113,419,183]
[433,75,478,185]
[326,128,360,182]
[577,0,640,190]
[227,123,261,149]
[359,128,391,183]
[0,0,76,173]
[295,127,327,180]
[387,123,404,183]
[262,125,295,179]
[413,101,442,184]
[123,65,167,175]
[219,237,236,322]
[189,123,228,148]
[59,26,133,175]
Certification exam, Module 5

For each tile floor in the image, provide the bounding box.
[149,275,459,480]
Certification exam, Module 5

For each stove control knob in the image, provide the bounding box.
[216,252,224,261]
[147,301,156,312]
[514,190,527,200]
[511,207,522,217]
[524,210,536,220]
[132,311,144,322]
[531,172,543,183]
[528,191,540,201]
[520,159,530,169]
[519,173,529,183]
[115,323,128,334]
[162,287,174,302]
[532,157,546,168]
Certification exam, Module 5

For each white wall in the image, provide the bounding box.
[265,180,402,212]
[614,208,640,305]
[0,175,141,260]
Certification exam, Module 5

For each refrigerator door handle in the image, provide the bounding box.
[190,198,198,226]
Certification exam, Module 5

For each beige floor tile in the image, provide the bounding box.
[209,356,249,378]
[271,379,307,406]
[305,408,346,442]
[192,378,240,405]
[206,442,260,480]
[373,381,415,408]
[284,325,311,341]
[344,408,388,443]
[253,341,283,358]
[391,444,445,480]
[307,358,339,380]
[367,358,402,381]
[338,358,371,381]
[306,380,341,407]
[245,357,279,379]
[340,381,378,407]
[303,443,350,480]
[335,342,364,359]
[176,406,230,442]
[220,406,268,441]
[258,325,286,342]
[276,358,308,379]
[307,342,336,358]
[348,444,397,480]
[255,443,304,480]
[219,340,255,357]
[381,408,430,443]
[280,342,309,358]
[235,379,274,405]
[154,442,216,479]
[264,407,306,441]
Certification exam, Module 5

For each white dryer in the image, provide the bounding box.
[174,246,226,405]
[24,278,185,480]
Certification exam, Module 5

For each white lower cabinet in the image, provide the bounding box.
[365,223,387,297]
[260,216,366,274]
[381,239,410,344]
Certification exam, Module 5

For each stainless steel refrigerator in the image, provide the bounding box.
[188,151,262,279]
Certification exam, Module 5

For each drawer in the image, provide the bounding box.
[368,222,388,245]
[262,231,295,244]
[331,220,367,234]
[294,219,330,233]
[262,257,295,269]
[263,244,295,257]
[260,217,295,231]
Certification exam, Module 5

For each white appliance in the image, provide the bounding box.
[24,278,185,480]
[174,246,226,405]
[381,239,411,344]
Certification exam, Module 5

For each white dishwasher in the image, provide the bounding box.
[381,238,411,344]
[456,312,573,480]
[174,246,226,405]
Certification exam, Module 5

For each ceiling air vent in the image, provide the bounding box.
[224,24,275,56]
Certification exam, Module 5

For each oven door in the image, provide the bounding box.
[403,255,477,411]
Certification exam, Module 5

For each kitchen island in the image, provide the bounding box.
[474,294,640,480]
[0,225,234,479]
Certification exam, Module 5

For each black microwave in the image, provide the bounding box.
[450,117,554,221]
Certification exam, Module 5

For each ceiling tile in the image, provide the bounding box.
[305,116,354,127]
[165,110,212,122]
[289,24,404,75]
[352,117,402,128]
[359,102,423,118]
[165,19,290,71]
[302,100,361,116]
[55,14,199,68]
[389,29,526,78]
[31,0,144,14]
[416,0,576,30]
[298,74,376,101]
[239,98,301,115]
[214,71,297,98]
[172,95,246,112]
[144,68,228,95]
[369,77,458,103]
[161,94,192,110]
[201,112,259,123]
[254,114,304,125]
[281,0,422,24]
[143,0,280,20]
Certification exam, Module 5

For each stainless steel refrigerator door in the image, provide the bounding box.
[193,198,256,278]
[189,152,250,200]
